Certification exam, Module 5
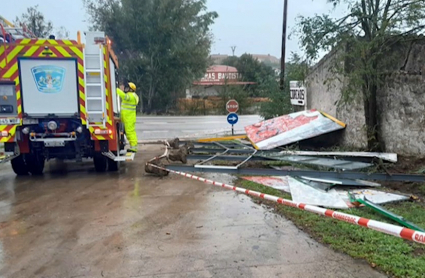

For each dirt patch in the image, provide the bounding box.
[379,156,425,200]
[387,156,425,174]
[412,247,425,257]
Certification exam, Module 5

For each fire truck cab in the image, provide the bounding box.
[0,18,134,175]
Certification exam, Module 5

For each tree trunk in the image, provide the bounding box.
[138,91,143,114]
[362,74,382,152]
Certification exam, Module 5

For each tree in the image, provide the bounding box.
[15,5,53,38]
[259,53,307,119]
[296,0,425,151]
[55,26,70,39]
[84,0,218,114]
[221,54,276,97]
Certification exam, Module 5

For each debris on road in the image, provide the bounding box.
[276,150,398,163]
[340,189,410,206]
[294,176,381,188]
[242,176,291,193]
[144,110,423,218]
[145,158,169,177]
[267,155,373,170]
[241,175,408,209]
[350,193,424,232]
[168,146,189,164]
[145,162,425,245]
[244,110,346,150]
[286,177,349,209]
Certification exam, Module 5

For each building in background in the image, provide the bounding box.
[210,54,280,65]
[186,65,255,99]
[210,53,281,76]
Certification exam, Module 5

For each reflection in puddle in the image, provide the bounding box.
[0,241,4,275]
[132,178,141,197]
[202,173,238,185]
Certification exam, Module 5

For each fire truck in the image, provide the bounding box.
[0,16,135,175]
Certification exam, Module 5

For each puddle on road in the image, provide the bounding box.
[202,173,238,185]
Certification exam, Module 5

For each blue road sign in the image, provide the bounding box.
[227,113,239,125]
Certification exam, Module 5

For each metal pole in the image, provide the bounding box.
[232,124,234,136]
[280,0,288,91]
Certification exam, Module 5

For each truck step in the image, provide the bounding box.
[0,152,18,164]
[102,151,135,162]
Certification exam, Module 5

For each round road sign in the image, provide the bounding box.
[226,99,239,113]
[227,113,239,125]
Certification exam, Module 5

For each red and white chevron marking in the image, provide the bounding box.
[147,163,425,245]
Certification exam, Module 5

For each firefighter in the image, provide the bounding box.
[117,82,139,153]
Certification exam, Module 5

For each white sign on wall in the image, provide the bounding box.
[290,80,306,106]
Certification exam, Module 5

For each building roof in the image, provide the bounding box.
[193,81,256,86]
[207,65,238,73]
[251,54,280,64]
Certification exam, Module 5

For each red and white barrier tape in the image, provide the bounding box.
[147,163,425,245]
[147,141,170,162]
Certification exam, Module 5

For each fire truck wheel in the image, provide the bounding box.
[27,153,45,176]
[108,153,119,172]
[94,152,108,172]
[11,155,29,176]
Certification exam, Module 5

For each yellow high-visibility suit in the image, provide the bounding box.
[117,88,139,152]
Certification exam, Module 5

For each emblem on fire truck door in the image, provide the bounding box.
[31,65,66,94]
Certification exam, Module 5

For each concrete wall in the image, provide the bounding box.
[306,39,425,155]
[186,86,221,98]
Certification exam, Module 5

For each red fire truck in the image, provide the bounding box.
[0,17,134,175]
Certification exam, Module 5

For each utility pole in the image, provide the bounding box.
[280,0,288,91]
[231,46,237,56]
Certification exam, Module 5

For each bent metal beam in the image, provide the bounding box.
[164,165,425,183]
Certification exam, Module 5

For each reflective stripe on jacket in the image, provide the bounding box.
[117,88,139,111]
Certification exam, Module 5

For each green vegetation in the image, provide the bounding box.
[221,53,307,119]
[15,5,68,38]
[238,179,425,278]
[84,0,218,114]
[296,0,425,151]
[221,54,276,97]
[259,53,308,119]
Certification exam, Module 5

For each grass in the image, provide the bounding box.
[238,179,425,278]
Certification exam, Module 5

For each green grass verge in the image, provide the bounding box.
[238,179,425,278]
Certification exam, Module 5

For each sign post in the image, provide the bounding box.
[226,99,239,135]
[227,113,239,135]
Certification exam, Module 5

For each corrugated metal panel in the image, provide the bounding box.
[271,155,373,170]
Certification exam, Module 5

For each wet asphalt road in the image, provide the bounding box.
[0,145,386,278]
[136,115,263,140]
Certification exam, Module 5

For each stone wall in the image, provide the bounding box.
[306,49,367,149]
[378,73,425,154]
[306,39,425,155]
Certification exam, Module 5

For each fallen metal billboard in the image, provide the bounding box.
[245,110,346,150]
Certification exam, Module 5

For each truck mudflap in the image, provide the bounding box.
[102,151,135,162]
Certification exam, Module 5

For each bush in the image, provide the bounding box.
[259,76,293,119]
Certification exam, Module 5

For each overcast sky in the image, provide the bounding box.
[3,0,344,59]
